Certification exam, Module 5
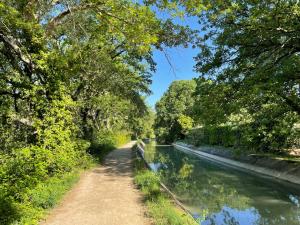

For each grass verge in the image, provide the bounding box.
[132,144,198,225]
[1,138,126,225]
[0,170,82,225]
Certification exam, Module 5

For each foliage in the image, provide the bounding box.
[146,198,197,225]
[185,118,300,153]
[191,76,300,152]
[186,127,243,149]
[177,114,194,136]
[154,80,196,143]
[152,0,300,152]
[28,172,80,210]
[189,0,300,152]
[131,108,156,139]
[89,130,132,158]
[0,0,194,223]
[0,171,81,225]
[133,147,197,225]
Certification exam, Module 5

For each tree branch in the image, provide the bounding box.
[46,2,132,33]
[276,92,300,115]
[0,31,34,73]
[46,3,97,32]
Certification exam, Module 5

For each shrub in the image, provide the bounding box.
[1,146,50,200]
[0,99,93,224]
[89,130,131,158]
[0,171,81,225]
[185,120,299,153]
[0,194,20,225]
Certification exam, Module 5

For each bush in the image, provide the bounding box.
[186,127,240,148]
[0,99,93,224]
[0,146,51,201]
[0,171,81,225]
[185,120,300,153]
[113,130,132,147]
[89,130,131,157]
[0,194,20,225]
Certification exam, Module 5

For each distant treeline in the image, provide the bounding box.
[154,0,300,153]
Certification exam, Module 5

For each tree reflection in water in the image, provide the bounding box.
[144,143,300,225]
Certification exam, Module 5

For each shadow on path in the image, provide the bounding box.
[41,141,151,225]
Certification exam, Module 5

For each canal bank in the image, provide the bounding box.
[141,141,300,225]
[174,142,300,185]
[134,142,199,225]
[136,142,194,216]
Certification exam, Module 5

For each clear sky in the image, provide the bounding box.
[146,13,200,108]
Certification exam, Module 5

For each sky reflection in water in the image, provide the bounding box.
[143,143,300,225]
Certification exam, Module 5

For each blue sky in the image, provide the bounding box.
[147,45,199,108]
[146,13,201,108]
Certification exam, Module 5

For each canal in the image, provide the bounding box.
[143,142,300,225]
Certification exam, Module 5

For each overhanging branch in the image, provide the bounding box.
[0,31,34,73]
[46,3,97,32]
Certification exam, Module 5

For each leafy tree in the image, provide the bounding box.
[190,0,300,152]
[194,0,300,113]
[177,114,194,136]
[155,80,196,143]
[0,0,195,223]
[131,107,156,139]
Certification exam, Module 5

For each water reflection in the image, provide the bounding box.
[143,142,300,225]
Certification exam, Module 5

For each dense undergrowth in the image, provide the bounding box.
[0,131,131,225]
[0,171,81,225]
[184,126,300,154]
[132,145,198,225]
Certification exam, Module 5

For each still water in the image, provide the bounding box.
[143,142,300,225]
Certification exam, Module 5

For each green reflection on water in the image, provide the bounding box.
[144,142,300,225]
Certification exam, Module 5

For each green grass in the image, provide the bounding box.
[133,146,198,225]
[29,172,80,210]
[0,171,82,225]
[0,132,131,225]
[147,198,198,225]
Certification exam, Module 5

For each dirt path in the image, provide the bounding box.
[41,142,151,225]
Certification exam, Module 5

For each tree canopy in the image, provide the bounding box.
[1,0,300,223]
[0,0,195,223]
[154,0,299,151]
[155,80,196,143]
[191,0,300,151]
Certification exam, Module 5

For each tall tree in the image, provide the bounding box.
[155,80,196,143]
[192,0,300,151]
[0,1,196,223]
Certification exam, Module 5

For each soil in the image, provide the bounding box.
[40,142,152,225]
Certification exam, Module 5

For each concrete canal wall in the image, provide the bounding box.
[174,143,300,186]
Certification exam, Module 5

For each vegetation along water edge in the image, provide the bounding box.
[133,142,202,225]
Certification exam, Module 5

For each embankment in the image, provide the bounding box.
[174,142,300,185]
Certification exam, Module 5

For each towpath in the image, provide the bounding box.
[41,141,151,225]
